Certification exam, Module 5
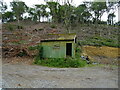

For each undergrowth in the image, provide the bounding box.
[79,36,120,48]
[34,57,86,68]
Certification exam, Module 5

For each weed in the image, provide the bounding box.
[34,57,87,68]
[17,50,27,57]
[28,45,41,50]
[39,28,44,31]
[7,24,15,31]
[50,24,57,28]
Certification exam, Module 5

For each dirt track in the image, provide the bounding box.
[2,60,118,88]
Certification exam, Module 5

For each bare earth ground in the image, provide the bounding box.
[2,57,118,88]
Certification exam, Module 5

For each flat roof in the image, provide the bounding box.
[41,33,76,42]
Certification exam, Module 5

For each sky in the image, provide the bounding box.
[2,0,119,22]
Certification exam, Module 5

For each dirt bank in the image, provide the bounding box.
[82,46,119,65]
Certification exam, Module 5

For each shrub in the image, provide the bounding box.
[17,50,27,57]
[50,24,57,28]
[28,45,41,50]
[75,46,82,58]
[7,24,15,31]
[39,28,44,31]
[34,57,87,68]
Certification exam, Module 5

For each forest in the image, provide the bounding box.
[1,0,120,26]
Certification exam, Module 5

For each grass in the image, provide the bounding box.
[12,40,26,45]
[50,24,57,28]
[85,63,118,68]
[34,57,87,68]
[6,24,17,31]
[79,36,120,48]
[28,45,41,50]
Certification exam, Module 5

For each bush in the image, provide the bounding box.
[7,24,15,31]
[38,28,44,31]
[34,57,87,68]
[28,45,41,50]
[17,50,27,57]
[75,45,82,58]
[50,24,57,28]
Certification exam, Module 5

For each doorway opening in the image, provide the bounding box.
[66,43,72,56]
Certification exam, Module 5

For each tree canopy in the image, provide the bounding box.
[2,0,119,27]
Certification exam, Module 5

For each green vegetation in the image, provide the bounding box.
[1,0,120,26]
[12,40,26,45]
[38,28,44,31]
[17,50,27,57]
[50,24,57,28]
[33,44,87,68]
[6,24,24,31]
[79,36,119,48]
[28,45,41,50]
[6,24,16,31]
[34,57,86,68]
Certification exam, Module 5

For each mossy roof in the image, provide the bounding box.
[41,33,76,42]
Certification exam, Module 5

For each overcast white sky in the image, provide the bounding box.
[2,0,119,22]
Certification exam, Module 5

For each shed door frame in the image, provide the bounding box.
[66,43,72,56]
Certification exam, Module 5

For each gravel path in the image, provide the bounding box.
[2,63,118,88]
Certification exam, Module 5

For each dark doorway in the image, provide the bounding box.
[66,43,72,56]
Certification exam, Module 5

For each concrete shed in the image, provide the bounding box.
[40,33,76,58]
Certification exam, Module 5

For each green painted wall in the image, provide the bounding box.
[41,41,75,58]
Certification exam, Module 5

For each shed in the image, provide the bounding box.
[40,33,76,58]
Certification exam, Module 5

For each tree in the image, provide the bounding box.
[75,4,91,24]
[35,4,42,22]
[107,13,116,25]
[10,1,28,24]
[90,1,107,24]
[63,3,75,32]
[0,0,7,20]
[40,4,48,22]
[106,1,117,25]
[28,7,35,21]
[2,11,14,22]
[27,7,38,22]
[0,0,7,14]
[46,1,60,23]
